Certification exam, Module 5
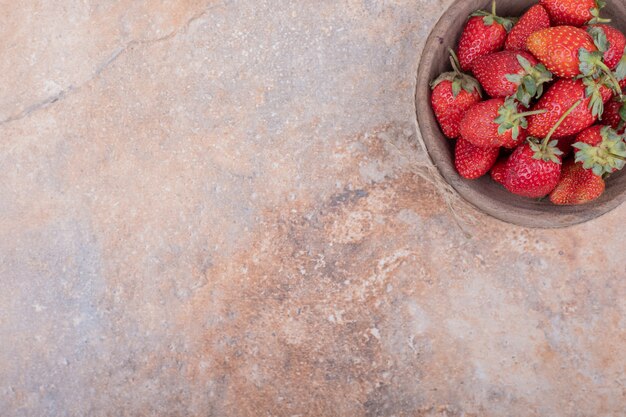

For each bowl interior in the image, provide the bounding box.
[416,0,626,228]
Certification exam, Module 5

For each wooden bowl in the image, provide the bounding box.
[416,0,626,228]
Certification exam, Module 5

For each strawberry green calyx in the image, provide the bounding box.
[579,49,606,78]
[470,0,516,32]
[430,72,480,97]
[615,46,626,81]
[573,126,626,175]
[494,97,547,140]
[579,48,623,97]
[582,77,608,118]
[431,49,483,98]
[506,55,553,107]
[587,26,609,52]
[588,0,610,25]
[528,139,564,164]
[530,99,584,163]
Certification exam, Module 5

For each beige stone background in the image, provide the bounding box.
[1,0,625,416]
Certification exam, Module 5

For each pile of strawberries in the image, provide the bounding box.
[431,0,626,205]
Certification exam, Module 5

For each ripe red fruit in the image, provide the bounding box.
[471,51,552,106]
[572,125,626,175]
[549,160,606,205]
[457,1,515,71]
[586,24,626,70]
[527,79,609,139]
[575,28,625,95]
[490,158,508,185]
[504,98,584,198]
[504,142,562,198]
[505,4,551,52]
[556,135,577,156]
[539,0,607,27]
[599,83,614,102]
[430,51,482,139]
[460,97,545,148]
[600,99,626,133]
[527,26,597,78]
[454,137,500,179]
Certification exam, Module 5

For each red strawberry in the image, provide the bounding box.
[455,137,500,179]
[607,54,626,96]
[472,51,552,106]
[549,160,606,205]
[490,158,508,185]
[578,25,626,97]
[575,28,625,95]
[505,4,551,52]
[556,135,577,156]
[527,26,597,78]
[600,99,626,133]
[459,97,545,148]
[527,79,609,139]
[430,51,482,139]
[572,125,626,175]
[504,142,562,198]
[457,1,515,71]
[539,0,608,27]
[599,82,614,102]
[586,25,626,70]
[504,98,584,198]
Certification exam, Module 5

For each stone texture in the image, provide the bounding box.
[1,1,625,416]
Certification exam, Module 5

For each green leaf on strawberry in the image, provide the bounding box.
[505,55,553,107]
[573,126,626,175]
[579,48,607,78]
[431,49,483,98]
[589,0,610,25]
[470,0,516,32]
[529,139,563,164]
[587,26,609,52]
[494,97,546,140]
[529,98,584,163]
[582,77,606,118]
[579,48,623,98]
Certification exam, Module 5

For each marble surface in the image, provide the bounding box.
[1,1,625,416]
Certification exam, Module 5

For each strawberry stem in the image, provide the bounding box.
[514,109,548,120]
[470,0,515,31]
[542,99,583,150]
[596,60,624,98]
[593,17,611,24]
[448,48,463,74]
[589,1,611,24]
